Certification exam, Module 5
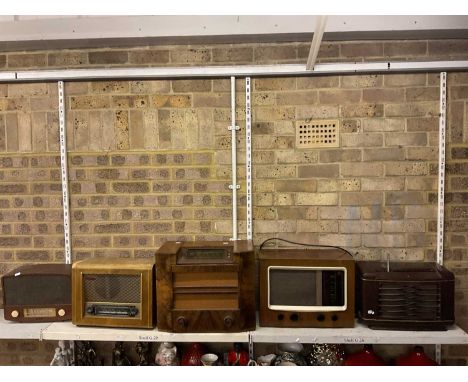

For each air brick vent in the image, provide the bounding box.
[296,119,340,148]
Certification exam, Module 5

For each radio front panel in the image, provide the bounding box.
[156,240,255,333]
[2,264,72,323]
[259,248,355,328]
[72,259,155,329]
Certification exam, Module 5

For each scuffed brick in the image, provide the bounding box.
[254,78,296,91]
[297,76,339,89]
[385,162,428,176]
[48,52,87,66]
[296,193,338,205]
[385,132,427,146]
[384,41,427,57]
[363,148,405,161]
[362,88,404,103]
[297,220,339,233]
[362,234,405,247]
[317,179,360,192]
[94,223,130,234]
[170,48,211,64]
[341,163,383,177]
[112,182,149,193]
[254,45,297,61]
[361,178,405,191]
[298,164,339,178]
[319,234,361,247]
[172,79,212,92]
[213,47,253,62]
[319,90,361,104]
[340,75,382,88]
[340,220,381,233]
[88,51,128,64]
[8,53,47,68]
[341,104,384,118]
[340,42,383,57]
[129,50,169,64]
[275,179,316,192]
[342,192,383,205]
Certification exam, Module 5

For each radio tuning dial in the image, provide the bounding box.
[11,310,19,318]
[58,309,66,317]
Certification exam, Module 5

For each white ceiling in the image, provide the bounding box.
[0,15,467,51]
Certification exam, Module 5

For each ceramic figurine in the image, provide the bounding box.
[181,343,206,366]
[50,347,67,366]
[306,344,345,366]
[274,343,307,366]
[395,346,438,366]
[112,342,132,366]
[75,341,97,366]
[344,345,386,366]
[227,343,249,366]
[136,342,152,366]
[155,342,179,366]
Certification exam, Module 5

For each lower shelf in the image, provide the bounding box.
[251,321,468,344]
[41,321,250,343]
[0,310,467,345]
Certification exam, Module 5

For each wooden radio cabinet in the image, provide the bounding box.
[155,240,255,333]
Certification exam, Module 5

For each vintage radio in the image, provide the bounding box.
[156,240,256,332]
[72,258,155,329]
[2,264,71,323]
[259,247,355,328]
[357,261,455,331]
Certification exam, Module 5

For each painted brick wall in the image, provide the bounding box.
[0,39,467,365]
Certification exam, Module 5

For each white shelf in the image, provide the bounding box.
[0,313,51,340]
[1,310,467,345]
[41,321,250,343]
[252,321,468,345]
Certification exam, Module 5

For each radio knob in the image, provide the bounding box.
[11,310,19,318]
[176,316,187,328]
[224,315,234,328]
[58,309,66,317]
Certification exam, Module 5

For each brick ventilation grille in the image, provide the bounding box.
[84,274,141,303]
[296,119,340,148]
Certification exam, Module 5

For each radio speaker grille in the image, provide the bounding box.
[378,282,441,320]
[84,274,141,303]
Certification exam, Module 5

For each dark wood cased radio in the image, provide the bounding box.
[2,264,71,323]
[155,240,256,332]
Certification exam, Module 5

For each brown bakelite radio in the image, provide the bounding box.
[156,240,256,332]
[357,261,455,331]
[2,264,71,322]
[72,258,155,329]
[259,247,355,328]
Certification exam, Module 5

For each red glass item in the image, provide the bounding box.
[181,343,206,366]
[396,346,438,366]
[344,345,386,366]
[227,343,249,366]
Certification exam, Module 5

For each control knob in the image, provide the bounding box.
[176,316,187,328]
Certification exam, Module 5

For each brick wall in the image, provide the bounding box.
[0,39,467,365]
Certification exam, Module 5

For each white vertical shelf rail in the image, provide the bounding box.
[435,72,447,365]
[437,72,447,267]
[58,81,72,265]
[229,76,240,240]
[245,77,253,240]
